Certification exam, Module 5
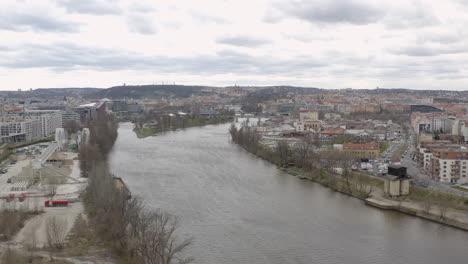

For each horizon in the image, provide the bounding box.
[2,84,468,93]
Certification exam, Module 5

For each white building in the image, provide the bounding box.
[0,119,42,143]
[62,111,81,126]
[0,110,63,143]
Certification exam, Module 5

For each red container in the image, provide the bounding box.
[44,200,69,207]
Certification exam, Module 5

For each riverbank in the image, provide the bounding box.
[135,116,231,138]
[280,163,468,231]
[365,198,468,230]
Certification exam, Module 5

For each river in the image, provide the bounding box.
[109,123,468,264]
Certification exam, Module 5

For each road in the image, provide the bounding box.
[365,123,468,197]
[400,126,468,197]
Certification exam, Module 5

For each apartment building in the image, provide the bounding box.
[0,119,42,143]
[416,140,451,164]
[428,148,468,184]
[294,110,319,121]
[22,110,63,138]
[62,111,81,126]
[0,110,63,143]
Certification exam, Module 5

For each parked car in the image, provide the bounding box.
[18,193,26,202]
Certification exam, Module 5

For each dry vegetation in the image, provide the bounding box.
[1,247,75,264]
[230,123,380,199]
[0,209,41,241]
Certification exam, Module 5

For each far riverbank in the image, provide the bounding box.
[134,116,233,138]
[283,166,468,231]
[229,122,468,231]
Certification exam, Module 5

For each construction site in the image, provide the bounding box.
[0,128,89,248]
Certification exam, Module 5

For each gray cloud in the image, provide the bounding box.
[391,45,467,57]
[267,0,382,25]
[0,9,79,32]
[382,3,440,29]
[217,35,270,47]
[127,15,157,34]
[54,0,122,15]
[0,43,325,76]
[267,0,439,29]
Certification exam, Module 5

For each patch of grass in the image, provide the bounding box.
[134,127,157,138]
[451,185,468,192]
[407,186,468,211]
[0,149,13,162]
[380,141,390,153]
[7,136,54,150]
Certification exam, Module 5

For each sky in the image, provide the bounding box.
[1,0,468,91]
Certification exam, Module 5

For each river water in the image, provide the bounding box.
[109,123,468,264]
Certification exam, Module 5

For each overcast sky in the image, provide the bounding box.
[1,0,468,90]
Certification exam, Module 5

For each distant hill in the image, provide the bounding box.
[87,85,215,99]
[0,88,102,98]
[2,85,467,100]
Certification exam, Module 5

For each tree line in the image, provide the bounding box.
[229,123,377,199]
[135,109,234,136]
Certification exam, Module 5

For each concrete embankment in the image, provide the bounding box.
[365,198,468,231]
[282,168,468,232]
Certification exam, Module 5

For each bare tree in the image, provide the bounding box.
[422,200,432,214]
[129,210,192,264]
[341,169,353,194]
[45,177,60,198]
[438,199,451,220]
[295,135,313,168]
[276,140,290,167]
[65,120,80,135]
[353,177,374,199]
[46,216,68,249]
[23,223,38,251]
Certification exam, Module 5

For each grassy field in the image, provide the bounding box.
[451,185,468,193]
[407,186,468,211]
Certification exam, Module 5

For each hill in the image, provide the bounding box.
[0,88,102,98]
[87,85,215,99]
